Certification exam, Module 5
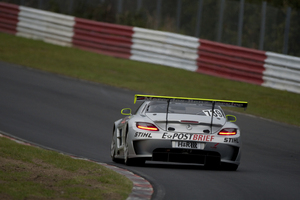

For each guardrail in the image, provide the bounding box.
[17,6,74,47]
[263,52,300,93]
[197,39,267,85]
[73,18,133,59]
[131,27,199,72]
[0,2,19,34]
[0,2,300,94]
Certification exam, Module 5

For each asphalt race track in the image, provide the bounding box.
[1,62,300,200]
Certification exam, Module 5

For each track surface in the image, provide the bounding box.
[1,62,300,200]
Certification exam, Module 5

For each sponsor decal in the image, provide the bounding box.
[192,134,214,142]
[134,94,247,108]
[224,138,239,143]
[162,132,193,140]
[134,132,152,138]
[162,132,215,142]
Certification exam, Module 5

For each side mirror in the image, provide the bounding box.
[226,115,237,122]
[121,108,131,115]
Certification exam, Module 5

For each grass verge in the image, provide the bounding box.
[0,136,132,200]
[0,33,299,126]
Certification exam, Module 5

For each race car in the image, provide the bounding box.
[110,94,247,171]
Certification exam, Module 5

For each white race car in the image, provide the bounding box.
[111,94,247,171]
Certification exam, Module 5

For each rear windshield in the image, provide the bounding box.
[146,101,224,117]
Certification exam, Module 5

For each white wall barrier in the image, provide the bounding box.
[263,52,300,94]
[17,6,75,47]
[130,27,200,72]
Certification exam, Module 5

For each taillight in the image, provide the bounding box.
[136,122,159,131]
[218,128,237,135]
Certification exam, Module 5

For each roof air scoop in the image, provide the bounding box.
[168,127,175,131]
[203,129,210,133]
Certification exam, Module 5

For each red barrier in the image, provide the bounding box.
[73,18,133,59]
[0,2,19,35]
[197,39,266,85]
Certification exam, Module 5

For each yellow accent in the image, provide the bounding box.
[134,94,247,108]
[226,115,237,122]
[121,108,131,115]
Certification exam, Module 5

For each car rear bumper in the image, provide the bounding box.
[131,139,241,164]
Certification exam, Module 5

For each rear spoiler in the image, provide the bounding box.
[134,94,248,109]
[134,94,247,132]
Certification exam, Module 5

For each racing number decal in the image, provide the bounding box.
[203,109,223,118]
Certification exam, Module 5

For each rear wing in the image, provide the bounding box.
[134,94,248,132]
[134,94,248,109]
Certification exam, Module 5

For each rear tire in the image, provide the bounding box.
[111,128,123,163]
[204,156,221,170]
[124,134,145,166]
[124,138,135,165]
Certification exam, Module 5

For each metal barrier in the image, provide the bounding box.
[0,2,19,34]
[0,2,300,94]
[73,18,133,59]
[130,27,199,71]
[17,6,74,46]
[197,39,266,85]
[263,52,300,93]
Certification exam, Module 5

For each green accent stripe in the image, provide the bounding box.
[134,94,248,108]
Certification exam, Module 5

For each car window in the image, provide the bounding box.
[146,101,224,117]
[147,102,168,113]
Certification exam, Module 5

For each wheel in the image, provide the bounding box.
[111,128,123,163]
[124,134,145,166]
[110,136,117,162]
[124,137,134,165]
[221,162,239,171]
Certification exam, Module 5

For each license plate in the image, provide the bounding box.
[172,141,203,149]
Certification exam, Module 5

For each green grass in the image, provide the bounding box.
[0,136,132,200]
[1,33,299,126]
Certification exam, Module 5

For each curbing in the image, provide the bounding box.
[0,131,153,200]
